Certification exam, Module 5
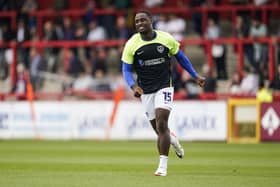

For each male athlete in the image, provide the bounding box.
[121,10,205,176]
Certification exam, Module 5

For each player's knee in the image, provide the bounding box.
[156,119,168,134]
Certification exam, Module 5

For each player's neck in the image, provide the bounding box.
[140,30,156,41]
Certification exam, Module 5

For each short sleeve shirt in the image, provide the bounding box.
[121,30,180,94]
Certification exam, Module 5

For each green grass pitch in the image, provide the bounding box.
[0,140,279,187]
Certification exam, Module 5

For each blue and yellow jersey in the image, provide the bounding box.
[121,30,180,94]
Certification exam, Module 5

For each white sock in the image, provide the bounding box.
[158,155,168,170]
[170,131,178,146]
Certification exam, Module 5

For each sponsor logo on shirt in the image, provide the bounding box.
[143,58,165,66]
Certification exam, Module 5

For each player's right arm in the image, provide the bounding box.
[122,62,143,97]
[121,38,143,97]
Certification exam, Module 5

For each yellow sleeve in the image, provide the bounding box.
[164,32,180,55]
[121,39,134,64]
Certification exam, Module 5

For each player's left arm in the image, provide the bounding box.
[165,31,205,87]
[174,50,206,87]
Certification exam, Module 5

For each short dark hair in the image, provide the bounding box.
[135,9,153,20]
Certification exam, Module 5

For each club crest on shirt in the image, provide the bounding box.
[138,59,144,66]
[157,45,164,53]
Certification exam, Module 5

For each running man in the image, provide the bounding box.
[121,10,205,176]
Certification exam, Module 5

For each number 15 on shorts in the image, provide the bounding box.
[163,91,171,103]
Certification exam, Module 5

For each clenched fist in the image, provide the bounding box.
[131,85,144,98]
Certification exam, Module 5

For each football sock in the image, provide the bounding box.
[158,155,168,170]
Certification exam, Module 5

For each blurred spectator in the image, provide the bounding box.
[0,23,14,42]
[190,0,205,36]
[98,0,116,39]
[185,0,219,39]
[29,47,45,91]
[62,17,75,40]
[276,25,280,65]
[166,14,186,41]
[234,15,250,39]
[20,0,37,28]
[205,17,220,38]
[228,71,242,94]
[63,48,84,77]
[233,15,256,71]
[201,64,217,93]
[91,69,112,92]
[0,0,17,11]
[21,0,37,12]
[239,66,259,94]
[155,14,169,32]
[17,19,30,42]
[83,0,96,25]
[89,48,112,92]
[250,17,268,75]
[0,51,8,80]
[257,79,272,102]
[17,19,30,68]
[91,48,108,77]
[205,0,220,22]
[12,63,27,95]
[43,21,60,73]
[87,20,107,41]
[29,26,39,41]
[43,21,58,41]
[75,22,89,75]
[205,18,227,80]
[54,20,64,40]
[0,60,8,81]
[269,64,280,91]
[179,71,200,99]
[0,24,14,80]
[75,22,87,40]
[115,16,130,40]
[88,47,97,74]
[170,57,183,92]
[72,72,94,90]
[144,0,163,8]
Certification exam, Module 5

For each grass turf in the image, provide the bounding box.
[0,140,279,187]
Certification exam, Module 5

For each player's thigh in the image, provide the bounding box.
[154,87,174,111]
[141,93,156,120]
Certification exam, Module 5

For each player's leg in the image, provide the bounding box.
[140,93,161,159]
[153,87,174,176]
[154,108,170,176]
[155,108,171,155]
[150,119,184,158]
[140,94,166,176]
[141,88,183,176]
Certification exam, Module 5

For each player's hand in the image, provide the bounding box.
[195,75,206,87]
[131,85,143,98]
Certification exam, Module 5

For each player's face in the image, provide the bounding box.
[135,13,152,34]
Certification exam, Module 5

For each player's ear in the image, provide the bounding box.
[150,16,153,24]
[149,17,153,27]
